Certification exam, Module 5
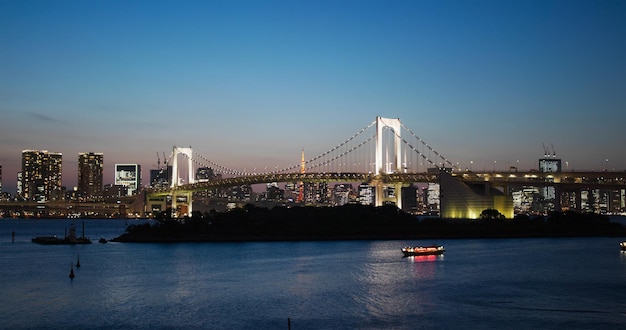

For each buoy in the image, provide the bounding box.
[76,254,81,268]
[69,263,75,279]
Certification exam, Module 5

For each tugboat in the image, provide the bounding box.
[32,222,92,245]
[401,245,445,257]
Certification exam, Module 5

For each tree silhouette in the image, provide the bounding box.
[479,209,505,220]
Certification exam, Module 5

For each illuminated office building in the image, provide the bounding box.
[538,153,561,211]
[332,183,354,206]
[358,183,375,206]
[21,150,63,202]
[304,181,328,205]
[115,164,141,196]
[78,152,104,199]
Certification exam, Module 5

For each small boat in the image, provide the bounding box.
[401,245,445,257]
[31,235,62,244]
[99,238,108,244]
[31,222,92,245]
[620,242,626,251]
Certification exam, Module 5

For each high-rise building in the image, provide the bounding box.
[17,172,22,197]
[115,164,141,196]
[538,152,561,211]
[78,152,104,199]
[303,181,328,205]
[21,150,63,202]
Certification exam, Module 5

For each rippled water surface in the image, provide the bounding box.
[1,219,625,329]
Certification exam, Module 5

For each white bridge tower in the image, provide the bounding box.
[374,116,405,209]
[169,146,194,217]
[171,146,195,187]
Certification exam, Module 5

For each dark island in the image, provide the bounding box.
[111,204,626,243]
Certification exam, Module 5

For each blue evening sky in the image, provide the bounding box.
[1,0,625,193]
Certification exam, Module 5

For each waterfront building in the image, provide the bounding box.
[20,150,63,202]
[511,186,541,214]
[303,181,329,205]
[332,183,353,206]
[538,152,561,212]
[78,152,103,200]
[358,183,375,206]
[114,164,141,196]
[103,183,129,199]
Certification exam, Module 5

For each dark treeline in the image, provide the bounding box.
[112,204,626,242]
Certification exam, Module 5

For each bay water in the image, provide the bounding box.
[1,219,625,329]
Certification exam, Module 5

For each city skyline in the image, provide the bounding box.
[1,0,625,194]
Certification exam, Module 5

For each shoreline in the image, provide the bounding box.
[111,205,626,243]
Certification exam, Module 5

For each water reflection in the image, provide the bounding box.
[349,242,443,321]
[405,254,444,263]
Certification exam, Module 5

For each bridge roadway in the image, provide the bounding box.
[458,170,626,190]
[148,172,439,196]
[149,170,626,195]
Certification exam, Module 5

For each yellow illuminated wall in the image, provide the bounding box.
[440,171,514,219]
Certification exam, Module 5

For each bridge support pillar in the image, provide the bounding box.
[146,193,168,217]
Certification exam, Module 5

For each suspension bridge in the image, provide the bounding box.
[145,116,626,218]
[147,117,456,215]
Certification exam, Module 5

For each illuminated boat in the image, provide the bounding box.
[401,245,445,257]
[620,242,626,251]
